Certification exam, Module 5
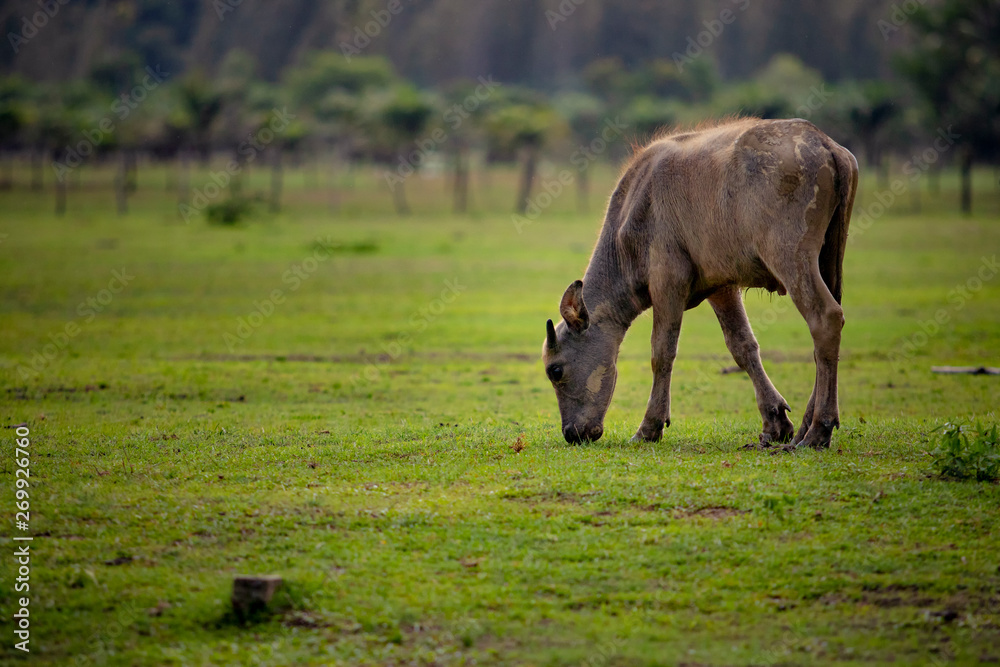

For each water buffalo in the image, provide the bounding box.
[543,117,858,448]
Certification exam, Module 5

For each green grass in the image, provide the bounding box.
[1,161,999,666]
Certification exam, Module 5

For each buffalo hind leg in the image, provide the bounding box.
[795,365,818,444]
[709,287,794,445]
[783,263,844,449]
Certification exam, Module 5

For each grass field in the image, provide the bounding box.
[1,159,999,666]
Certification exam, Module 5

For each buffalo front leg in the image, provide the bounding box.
[632,290,685,443]
[708,287,794,445]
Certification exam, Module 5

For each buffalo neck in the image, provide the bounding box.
[581,226,646,338]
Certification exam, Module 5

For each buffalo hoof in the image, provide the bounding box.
[792,419,838,450]
[631,419,668,443]
[759,402,795,445]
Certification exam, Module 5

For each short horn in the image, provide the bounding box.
[546,319,558,350]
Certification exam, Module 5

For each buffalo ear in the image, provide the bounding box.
[559,280,589,333]
[546,319,558,350]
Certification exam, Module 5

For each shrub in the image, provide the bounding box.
[929,422,1000,482]
[205,196,256,225]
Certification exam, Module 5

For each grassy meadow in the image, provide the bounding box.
[1,158,999,666]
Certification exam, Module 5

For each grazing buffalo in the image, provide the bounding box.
[543,117,858,448]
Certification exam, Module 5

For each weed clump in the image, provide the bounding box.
[930,422,1000,482]
[206,196,257,225]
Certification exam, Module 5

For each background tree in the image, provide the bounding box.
[172,70,223,209]
[554,92,607,214]
[623,95,680,143]
[0,76,29,189]
[375,84,436,216]
[38,96,83,216]
[713,54,822,119]
[839,81,900,189]
[215,49,261,197]
[285,53,395,207]
[274,118,310,213]
[175,70,223,166]
[485,100,560,215]
[153,82,198,206]
[897,0,1000,214]
[439,80,495,215]
[138,86,187,193]
[581,57,632,111]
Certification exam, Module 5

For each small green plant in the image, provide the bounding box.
[205,196,256,225]
[757,493,796,527]
[930,422,1000,482]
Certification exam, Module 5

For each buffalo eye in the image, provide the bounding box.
[547,365,564,382]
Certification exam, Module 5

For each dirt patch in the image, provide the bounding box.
[822,585,1000,617]
[8,384,109,400]
[686,350,819,364]
[104,555,134,566]
[283,610,342,629]
[677,506,748,519]
[501,489,599,505]
[176,353,363,364]
[740,439,809,454]
[176,350,536,365]
[578,510,617,526]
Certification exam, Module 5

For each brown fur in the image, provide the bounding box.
[543,117,859,447]
[629,114,757,162]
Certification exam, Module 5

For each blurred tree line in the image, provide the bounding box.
[0,0,902,85]
[0,0,996,217]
